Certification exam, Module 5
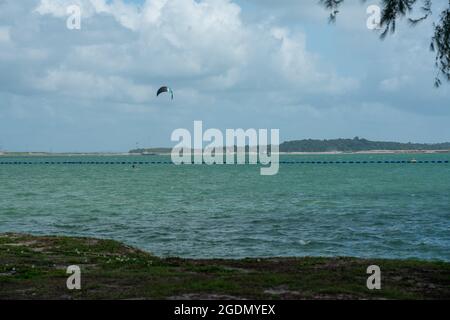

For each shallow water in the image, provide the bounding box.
[0,153,449,260]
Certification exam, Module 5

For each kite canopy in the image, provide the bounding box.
[157,86,174,100]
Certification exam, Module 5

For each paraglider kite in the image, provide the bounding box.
[157,86,174,100]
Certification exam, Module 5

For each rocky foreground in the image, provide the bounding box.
[0,233,448,300]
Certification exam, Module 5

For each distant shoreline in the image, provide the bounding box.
[1,150,449,157]
[281,149,450,155]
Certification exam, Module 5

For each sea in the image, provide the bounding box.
[0,153,449,261]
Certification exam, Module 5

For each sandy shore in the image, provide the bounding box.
[280,150,450,155]
[1,150,449,157]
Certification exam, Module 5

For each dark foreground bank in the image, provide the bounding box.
[0,233,448,300]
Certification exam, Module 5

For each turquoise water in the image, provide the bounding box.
[0,153,449,261]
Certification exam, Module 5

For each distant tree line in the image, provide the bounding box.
[130,148,173,154]
[279,137,450,152]
[130,137,450,154]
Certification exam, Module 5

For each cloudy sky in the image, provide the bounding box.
[0,0,449,152]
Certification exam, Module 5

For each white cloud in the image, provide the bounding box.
[35,0,140,30]
[33,69,154,104]
[0,0,448,151]
[270,27,359,94]
[27,0,357,102]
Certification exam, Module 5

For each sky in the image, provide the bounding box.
[0,0,449,152]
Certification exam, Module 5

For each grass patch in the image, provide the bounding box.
[0,233,449,300]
